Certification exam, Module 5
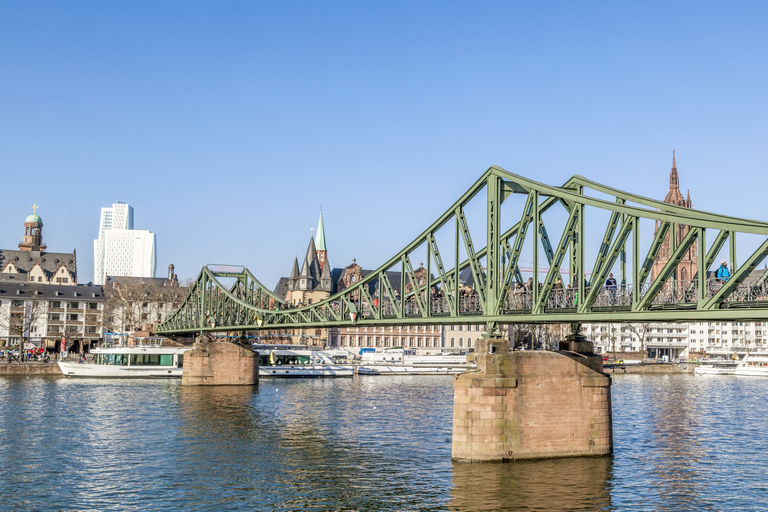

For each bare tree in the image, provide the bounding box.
[623,322,651,356]
[104,278,187,334]
[508,324,530,349]
[0,299,47,362]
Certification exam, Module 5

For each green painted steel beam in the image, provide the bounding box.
[157,167,768,336]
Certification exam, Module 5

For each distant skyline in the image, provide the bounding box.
[2,1,767,288]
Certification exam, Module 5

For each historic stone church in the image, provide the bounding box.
[650,152,699,283]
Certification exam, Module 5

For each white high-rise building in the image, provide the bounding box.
[93,203,156,285]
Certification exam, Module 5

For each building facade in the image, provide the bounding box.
[104,265,185,334]
[0,282,105,353]
[93,203,157,285]
[1,208,78,286]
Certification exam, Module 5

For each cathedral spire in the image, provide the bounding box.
[669,150,679,191]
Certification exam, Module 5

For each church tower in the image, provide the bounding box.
[18,204,46,252]
[651,152,698,283]
[316,211,327,272]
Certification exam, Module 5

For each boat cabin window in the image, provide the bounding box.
[97,354,128,365]
[259,353,313,366]
[129,354,174,366]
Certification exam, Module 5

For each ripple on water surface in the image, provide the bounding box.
[1,373,768,510]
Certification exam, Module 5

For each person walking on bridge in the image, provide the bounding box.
[605,273,618,305]
[716,260,731,283]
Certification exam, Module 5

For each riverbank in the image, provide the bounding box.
[603,362,694,374]
[0,363,62,376]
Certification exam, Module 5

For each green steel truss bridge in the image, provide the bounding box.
[157,166,768,335]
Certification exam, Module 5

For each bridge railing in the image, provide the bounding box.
[492,278,768,313]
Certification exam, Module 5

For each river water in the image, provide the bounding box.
[0,374,766,511]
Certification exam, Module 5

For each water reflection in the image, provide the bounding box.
[5,374,768,510]
[450,456,613,511]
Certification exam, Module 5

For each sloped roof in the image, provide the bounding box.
[0,250,77,280]
[0,282,103,300]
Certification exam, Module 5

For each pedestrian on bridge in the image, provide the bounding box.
[716,260,731,283]
[605,273,618,304]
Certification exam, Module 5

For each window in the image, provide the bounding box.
[459,338,463,347]
[49,313,60,321]
[69,302,79,309]
[11,300,23,307]
[89,303,98,310]
[458,325,463,331]
[50,301,61,309]
[67,314,79,321]
[451,338,455,347]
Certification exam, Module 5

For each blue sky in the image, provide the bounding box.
[1,1,767,287]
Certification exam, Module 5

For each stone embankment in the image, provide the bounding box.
[603,363,694,374]
[0,363,62,376]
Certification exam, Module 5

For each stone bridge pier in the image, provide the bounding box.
[452,329,612,461]
[181,338,259,386]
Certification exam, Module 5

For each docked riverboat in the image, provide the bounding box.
[694,360,739,376]
[58,336,192,378]
[356,348,474,375]
[732,355,768,377]
[254,345,355,377]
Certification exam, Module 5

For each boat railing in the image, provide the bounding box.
[99,334,165,349]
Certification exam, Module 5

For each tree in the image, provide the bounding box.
[104,278,186,334]
[0,299,47,362]
[623,322,651,356]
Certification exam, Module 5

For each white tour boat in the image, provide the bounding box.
[732,354,768,377]
[254,345,355,377]
[356,348,474,375]
[58,336,192,378]
[694,360,739,376]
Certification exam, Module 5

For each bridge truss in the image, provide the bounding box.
[157,166,768,335]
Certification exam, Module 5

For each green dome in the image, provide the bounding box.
[25,214,42,224]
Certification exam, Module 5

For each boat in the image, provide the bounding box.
[356,348,475,375]
[694,359,739,376]
[254,344,355,377]
[732,354,768,377]
[58,335,192,378]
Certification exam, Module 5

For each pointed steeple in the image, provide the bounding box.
[299,255,311,278]
[669,150,679,191]
[305,236,318,266]
[287,257,299,292]
[321,256,332,280]
[686,189,692,208]
[316,211,328,272]
[316,211,327,252]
